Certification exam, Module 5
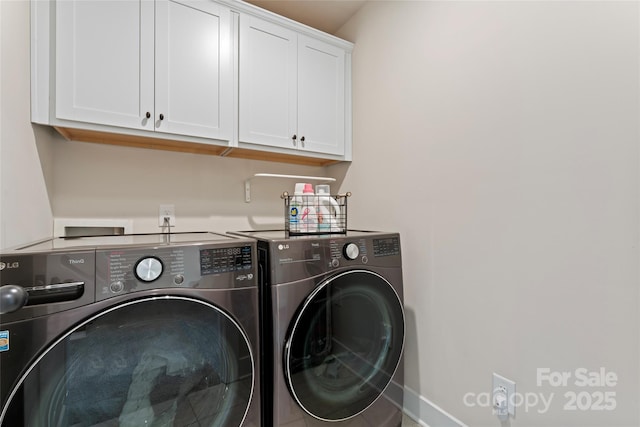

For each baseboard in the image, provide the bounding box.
[403,385,467,427]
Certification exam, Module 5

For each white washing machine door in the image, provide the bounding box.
[1,296,254,427]
[283,269,404,422]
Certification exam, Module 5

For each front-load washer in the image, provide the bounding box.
[0,232,260,427]
[228,230,404,427]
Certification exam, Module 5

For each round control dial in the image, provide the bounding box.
[343,243,360,260]
[135,257,163,282]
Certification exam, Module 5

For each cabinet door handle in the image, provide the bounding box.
[292,134,297,146]
[300,136,305,146]
[145,112,151,119]
[159,114,165,121]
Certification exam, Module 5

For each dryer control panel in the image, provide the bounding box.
[372,236,400,257]
[329,238,369,266]
[267,232,402,283]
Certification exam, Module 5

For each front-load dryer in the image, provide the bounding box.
[0,232,260,427]
[229,230,404,427]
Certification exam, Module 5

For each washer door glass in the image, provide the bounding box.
[284,270,404,421]
[2,297,254,427]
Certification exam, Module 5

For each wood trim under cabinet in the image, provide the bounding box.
[53,127,342,166]
[222,147,340,166]
[54,127,228,156]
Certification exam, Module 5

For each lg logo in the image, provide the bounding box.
[0,262,19,271]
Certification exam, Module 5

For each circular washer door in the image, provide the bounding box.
[1,297,254,427]
[284,270,404,422]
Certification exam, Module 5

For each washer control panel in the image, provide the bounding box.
[200,245,252,275]
[96,243,255,301]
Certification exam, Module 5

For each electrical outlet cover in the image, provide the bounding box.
[158,204,176,227]
[492,373,516,418]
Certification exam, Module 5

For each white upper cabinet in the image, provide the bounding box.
[56,0,154,131]
[33,0,352,164]
[155,0,232,139]
[239,14,347,156]
[297,35,346,156]
[55,0,232,141]
[239,16,297,149]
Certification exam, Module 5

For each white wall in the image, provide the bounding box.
[49,137,328,234]
[335,1,639,426]
[0,0,53,249]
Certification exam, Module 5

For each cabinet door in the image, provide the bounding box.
[297,35,346,156]
[56,0,154,130]
[239,15,297,149]
[155,0,232,141]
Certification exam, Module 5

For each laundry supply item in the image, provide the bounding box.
[299,184,318,233]
[316,185,341,232]
[289,183,306,233]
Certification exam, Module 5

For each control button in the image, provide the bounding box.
[110,281,125,293]
[343,243,359,260]
[331,258,340,268]
[174,274,185,285]
[362,256,368,264]
[135,257,163,283]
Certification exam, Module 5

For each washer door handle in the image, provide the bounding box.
[23,282,85,306]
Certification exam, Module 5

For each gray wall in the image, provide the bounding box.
[1,0,53,248]
[335,1,639,426]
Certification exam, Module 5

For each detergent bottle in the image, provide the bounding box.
[289,183,306,233]
[299,184,318,233]
[315,185,340,232]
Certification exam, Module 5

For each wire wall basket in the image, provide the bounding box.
[282,192,350,235]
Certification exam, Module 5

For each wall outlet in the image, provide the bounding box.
[492,373,516,420]
[158,204,176,227]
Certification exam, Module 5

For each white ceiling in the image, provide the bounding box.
[243,0,366,35]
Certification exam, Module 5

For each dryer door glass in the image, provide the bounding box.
[284,270,404,421]
[1,297,254,427]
